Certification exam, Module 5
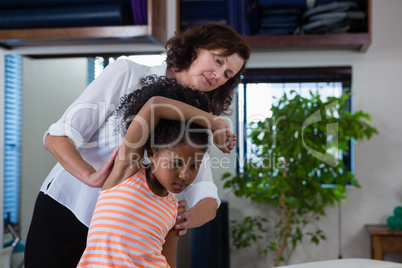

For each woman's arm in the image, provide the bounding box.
[186,198,218,227]
[174,198,218,235]
[44,135,118,187]
[43,60,144,187]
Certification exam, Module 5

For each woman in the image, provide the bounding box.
[24,23,250,268]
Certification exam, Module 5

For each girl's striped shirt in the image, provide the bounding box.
[78,167,178,268]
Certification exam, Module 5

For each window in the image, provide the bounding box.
[4,55,22,225]
[91,54,166,81]
[237,67,352,176]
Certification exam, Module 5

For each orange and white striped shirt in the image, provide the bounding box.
[78,168,178,268]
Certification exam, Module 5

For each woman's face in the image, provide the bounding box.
[175,49,244,92]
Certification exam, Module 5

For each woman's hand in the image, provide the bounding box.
[174,198,218,236]
[89,145,120,188]
[45,135,120,188]
[175,200,191,236]
[212,117,237,154]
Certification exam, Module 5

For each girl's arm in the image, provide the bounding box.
[103,96,236,190]
[162,228,180,268]
[146,96,236,153]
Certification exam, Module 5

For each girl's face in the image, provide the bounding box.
[175,49,244,92]
[147,143,206,196]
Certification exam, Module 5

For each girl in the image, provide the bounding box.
[77,76,235,267]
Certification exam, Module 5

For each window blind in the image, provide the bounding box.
[4,54,22,225]
[87,57,95,86]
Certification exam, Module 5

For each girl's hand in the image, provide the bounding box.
[213,117,237,154]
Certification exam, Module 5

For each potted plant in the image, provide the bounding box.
[222,90,378,267]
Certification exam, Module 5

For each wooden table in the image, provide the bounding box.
[366,224,402,260]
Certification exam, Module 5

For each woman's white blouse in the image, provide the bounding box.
[40,59,220,227]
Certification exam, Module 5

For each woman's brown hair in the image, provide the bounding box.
[165,23,251,115]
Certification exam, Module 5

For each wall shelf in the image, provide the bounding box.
[242,0,372,52]
[0,0,168,49]
[178,0,371,52]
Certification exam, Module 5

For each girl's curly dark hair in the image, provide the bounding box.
[116,75,211,151]
[165,23,251,116]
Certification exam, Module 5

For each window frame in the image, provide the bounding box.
[236,66,353,175]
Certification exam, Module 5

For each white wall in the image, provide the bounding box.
[211,1,402,267]
[0,0,401,266]
[20,57,88,241]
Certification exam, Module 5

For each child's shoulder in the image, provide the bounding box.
[101,167,146,194]
[127,167,147,185]
[166,193,178,205]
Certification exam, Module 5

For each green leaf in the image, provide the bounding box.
[221,172,232,179]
